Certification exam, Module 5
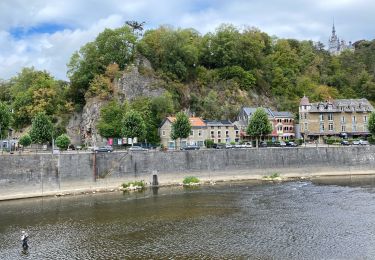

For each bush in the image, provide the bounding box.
[183,176,200,185]
[122,180,145,189]
[368,135,375,144]
[55,134,71,150]
[204,139,214,148]
[19,134,32,148]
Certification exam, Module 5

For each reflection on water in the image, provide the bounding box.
[1,178,375,259]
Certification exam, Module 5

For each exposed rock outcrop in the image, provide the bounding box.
[67,56,165,145]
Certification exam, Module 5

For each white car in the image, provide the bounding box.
[129,146,148,151]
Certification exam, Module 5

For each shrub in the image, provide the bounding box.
[19,134,32,148]
[204,139,214,148]
[55,134,71,150]
[122,180,145,189]
[183,176,200,184]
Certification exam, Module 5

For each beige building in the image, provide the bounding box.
[299,96,374,142]
[159,117,238,148]
[205,120,239,144]
[159,117,206,149]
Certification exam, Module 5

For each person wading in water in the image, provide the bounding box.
[21,231,29,250]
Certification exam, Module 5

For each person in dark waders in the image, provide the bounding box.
[21,231,29,250]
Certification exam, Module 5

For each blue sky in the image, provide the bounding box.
[0,0,374,80]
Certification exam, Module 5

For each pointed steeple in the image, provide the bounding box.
[332,18,336,34]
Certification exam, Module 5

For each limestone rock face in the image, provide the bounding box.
[116,56,165,102]
[67,57,165,146]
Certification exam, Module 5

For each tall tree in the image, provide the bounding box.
[97,101,125,138]
[171,111,191,149]
[121,110,146,145]
[246,108,273,148]
[0,102,12,138]
[368,112,375,136]
[29,112,53,144]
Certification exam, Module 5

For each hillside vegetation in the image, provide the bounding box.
[1,23,375,144]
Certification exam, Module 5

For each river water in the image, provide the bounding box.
[1,176,375,259]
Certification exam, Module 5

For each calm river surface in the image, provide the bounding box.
[2,176,375,259]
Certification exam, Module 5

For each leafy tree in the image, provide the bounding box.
[29,112,53,144]
[55,134,71,150]
[97,101,125,138]
[0,102,12,137]
[19,134,32,148]
[121,110,146,144]
[246,108,273,147]
[171,111,191,148]
[368,112,375,136]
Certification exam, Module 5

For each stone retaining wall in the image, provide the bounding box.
[0,146,374,200]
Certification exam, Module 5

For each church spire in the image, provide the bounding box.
[332,18,336,34]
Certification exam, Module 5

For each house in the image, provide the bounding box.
[159,117,206,149]
[205,120,239,144]
[236,107,295,141]
[299,96,374,143]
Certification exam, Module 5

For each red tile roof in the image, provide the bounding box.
[167,116,206,127]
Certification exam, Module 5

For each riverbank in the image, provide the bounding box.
[1,146,374,201]
[1,169,375,201]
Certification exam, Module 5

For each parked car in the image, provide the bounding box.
[286,141,298,147]
[129,146,148,151]
[259,141,267,147]
[341,140,350,146]
[352,140,360,145]
[94,146,113,152]
[359,140,370,145]
[213,143,226,149]
[181,145,200,150]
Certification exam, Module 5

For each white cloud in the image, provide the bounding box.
[0,0,374,80]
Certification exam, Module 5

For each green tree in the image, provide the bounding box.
[246,108,273,147]
[368,112,375,136]
[55,134,70,150]
[121,110,146,145]
[171,111,191,149]
[19,134,32,149]
[0,102,12,137]
[29,112,53,144]
[97,101,125,138]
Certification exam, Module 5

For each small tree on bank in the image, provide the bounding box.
[368,112,375,136]
[246,108,273,148]
[121,110,146,146]
[19,134,32,150]
[171,112,191,149]
[29,112,53,145]
[0,102,12,138]
[56,134,71,150]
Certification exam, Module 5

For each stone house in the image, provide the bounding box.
[205,120,239,144]
[299,96,374,142]
[236,107,295,141]
[159,117,206,149]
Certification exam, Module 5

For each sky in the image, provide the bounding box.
[0,0,374,81]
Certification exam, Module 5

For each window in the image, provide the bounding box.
[211,126,214,129]
[162,130,166,136]
[304,113,307,119]
[226,130,229,137]
[319,113,324,121]
[190,130,194,136]
[284,126,289,131]
[168,141,175,148]
[235,130,239,137]
[364,116,368,123]
[329,123,333,131]
[210,131,215,138]
[218,126,221,129]
[217,139,221,143]
[328,113,333,121]
[217,130,221,138]
[304,122,308,131]
[353,125,357,132]
[197,141,204,147]
[341,116,345,124]
[341,125,346,132]
[320,123,325,132]
[198,130,202,137]
[352,116,356,123]
[340,106,344,112]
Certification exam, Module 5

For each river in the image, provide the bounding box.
[1,176,375,259]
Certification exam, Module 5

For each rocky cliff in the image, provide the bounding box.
[67,57,165,146]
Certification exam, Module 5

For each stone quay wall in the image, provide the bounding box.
[0,146,374,200]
